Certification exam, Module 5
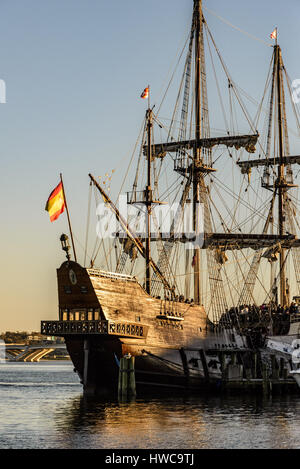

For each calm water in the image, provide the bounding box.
[0,361,300,449]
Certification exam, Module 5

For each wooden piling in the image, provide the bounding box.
[279,358,285,379]
[83,339,89,388]
[218,351,227,380]
[128,355,136,397]
[118,354,136,401]
[199,349,209,382]
[231,352,237,365]
[262,363,271,396]
[179,348,190,386]
[271,355,279,379]
[253,352,258,379]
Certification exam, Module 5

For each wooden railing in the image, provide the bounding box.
[41,320,148,339]
[87,268,136,282]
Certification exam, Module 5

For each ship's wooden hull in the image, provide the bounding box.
[42,261,247,396]
[64,335,235,396]
[64,336,213,396]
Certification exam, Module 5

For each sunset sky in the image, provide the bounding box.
[0,0,299,332]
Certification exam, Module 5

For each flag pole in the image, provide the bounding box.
[60,173,77,262]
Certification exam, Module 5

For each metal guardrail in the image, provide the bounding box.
[41,320,148,339]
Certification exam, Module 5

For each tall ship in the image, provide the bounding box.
[41,1,300,396]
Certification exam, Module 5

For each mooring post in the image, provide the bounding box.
[262,363,271,396]
[179,348,190,387]
[128,355,136,398]
[253,352,258,379]
[83,339,89,388]
[231,352,237,365]
[118,354,136,401]
[279,357,285,379]
[218,351,227,380]
[199,349,210,383]
[121,356,129,399]
[262,363,267,395]
[271,355,279,379]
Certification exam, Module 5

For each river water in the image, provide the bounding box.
[0,361,299,449]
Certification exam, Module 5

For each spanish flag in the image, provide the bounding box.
[141,87,149,99]
[270,28,277,40]
[45,182,65,222]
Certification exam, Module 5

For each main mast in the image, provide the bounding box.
[146,0,258,311]
[193,0,203,305]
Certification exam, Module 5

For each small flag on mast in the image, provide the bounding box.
[45,181,65,222]
[140,87,149,99]
[270,28,277,40]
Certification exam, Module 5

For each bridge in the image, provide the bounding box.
[4,343,68,362]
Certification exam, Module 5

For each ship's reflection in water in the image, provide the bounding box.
[0,363,299,449]
[54,394,300,449]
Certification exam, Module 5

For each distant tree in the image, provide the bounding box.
[0,331,29,344]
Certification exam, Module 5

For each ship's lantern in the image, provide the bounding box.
[60,233,71,261]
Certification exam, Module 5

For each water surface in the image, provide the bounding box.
[0,362,299,449]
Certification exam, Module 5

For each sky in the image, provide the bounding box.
[0,0,300,332]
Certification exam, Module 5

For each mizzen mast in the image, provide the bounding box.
[237,40,299,307]
[276,44,288,307]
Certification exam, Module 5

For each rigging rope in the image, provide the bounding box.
[203,7,271,47]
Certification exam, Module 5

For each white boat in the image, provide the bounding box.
[290,370,300,388]
[265,312,300,376]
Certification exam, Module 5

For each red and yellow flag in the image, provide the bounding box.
[140,87,149,99]
[45,182,65,222]
[270,28,277,40]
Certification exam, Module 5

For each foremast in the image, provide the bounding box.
[88,173,174,297]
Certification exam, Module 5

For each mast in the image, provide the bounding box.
[145,106,153,295]
[237,42,298,307]
[193,0,202,305]
[88,173,174,294]
[275,44,287,307]
[139,0,258,314]
[60,173,77,262]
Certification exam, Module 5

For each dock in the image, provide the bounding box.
[206,348,298,395]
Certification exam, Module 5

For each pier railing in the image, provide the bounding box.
[41,320,148,339]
